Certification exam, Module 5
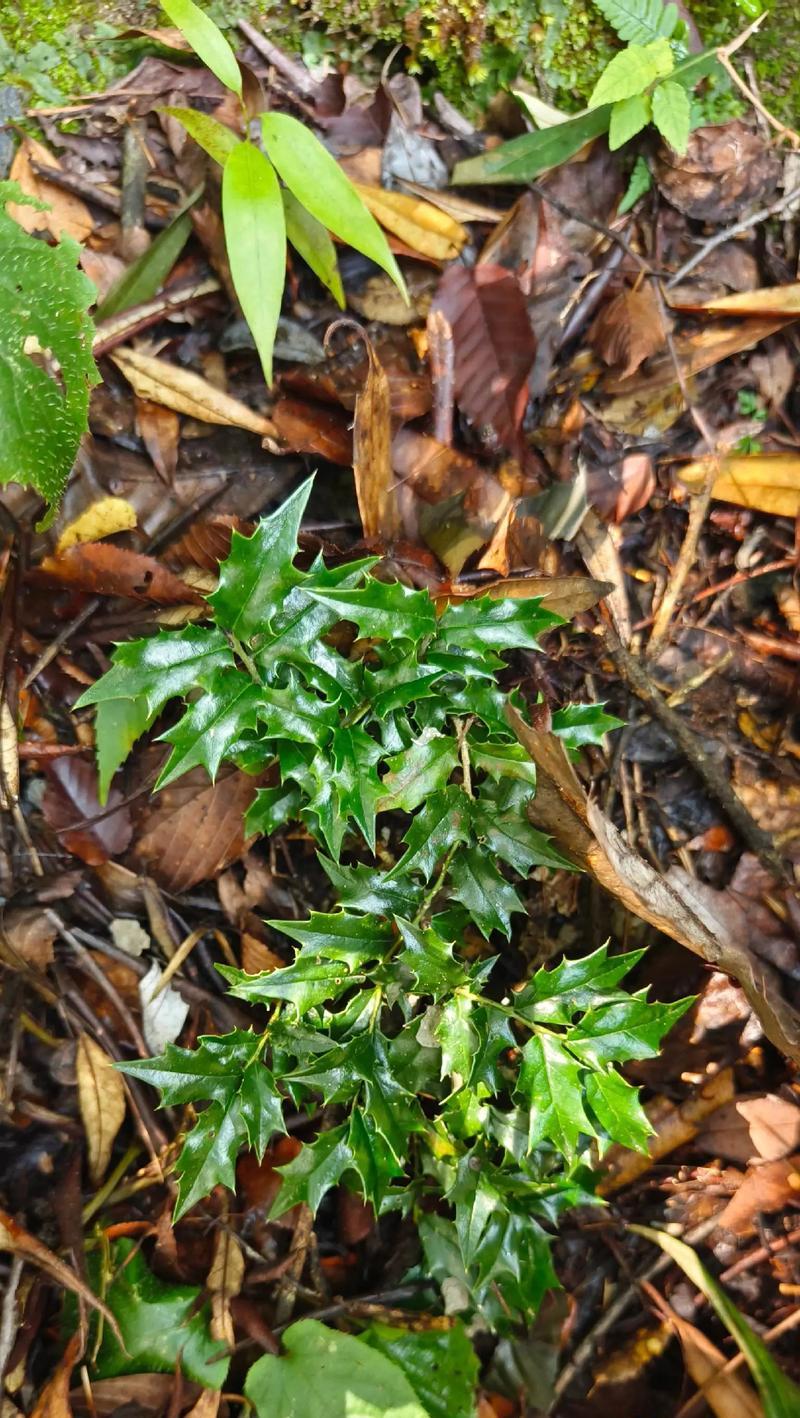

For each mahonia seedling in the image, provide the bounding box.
[77,478,691,1329]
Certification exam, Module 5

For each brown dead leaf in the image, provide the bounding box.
[429,265,536,452]
[167,516,249,572]
[8,137,93,243]
[655,121,781,224]
[505,707,800,1065]
[667,1311,764,1418]
[0,696,19,809]
[76,1034,127,1185]
[695,1095,800,1165]
[241,934,283,974]
[270,397,353,465]
[71,1375,201,1417]
[0,907,57,970]
[184,1394,221,1418]
[0,1210,122,1343]
[441,575,611,619]
[30,1333,83,1418]
[207,1229,244,1348]
[38,545,204,606]
[56,498,138,553]
[679,453,800,518]
[714,1156,800,1237]
[352,334,398,541]
[136,399,180,485]
[111,349,276,435]
[353,184,467,261]
[43,759,132,866]
[133,766,263,892]
[671,283,800,316]
[590,284,666,378]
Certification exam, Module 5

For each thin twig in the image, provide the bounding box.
[666,184,800,289]
[0,1256,23,1380]
[528,182,648,273]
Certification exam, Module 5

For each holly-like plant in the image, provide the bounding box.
[160,0,405,384]
[77,480,691,1329]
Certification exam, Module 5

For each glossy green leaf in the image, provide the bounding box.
[268,910,393,967]
[436,994,479,1088]
[363,1321,479,1418]
[270,1125,355,1216]
[223,956,363,1015]
[332,725,383,848]
[161,0,242,93]
[91,1240,229,1386]
[283,187,344,307]
[209,478,310,636]
[245,1318,428,1418]
[222,140,285,386]
[379,730,458,814]
[95,696,153,803]
[395,918,470,999]
[586,1069,653,1152]
[390,786,471,880]
[567,993,693,1066]
[436,596,561,652]
[451,106,612,185]
[469,737,537,785]
[651,78,691,153]
[514,944,646,1022]
[261,112,406,297]
[0,182,99,513]
[551,702,623,750]
[174,1093,246,1217]
[518,1033,594,1161]
[76,626,233,716]
[449,848,522,938]
[310,578,437,642]
[319,857,422,918]
[156,666,261,787]
[163,107,239,165]
[245,781,302,836]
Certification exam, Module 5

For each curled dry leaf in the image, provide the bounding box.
[351,333,398,541]
[136,398,180,485]
[270,397,353,465]
[111,348,276,436]
[208,1229,245,1348]
[56,497,138,553]
[133,766,264,893]
[654,121,781,223]
[679,454,800,518]
[352,183,468,261]
[666,1311,764,1418]
[38,545,205,606]
[441,575,611,619]
[76,1033,127,1185]
[695,1094,800,1165]
[714,1156,800,1238]
[43,758,132,866]
[0,907,57,970]
[8,136,93,243]
[429,264,536,452]
[0,696,19,809]
[30,1332,84,1418]
[0,1209,123,1344]
[589,284,666,379]
[670,283,800,317]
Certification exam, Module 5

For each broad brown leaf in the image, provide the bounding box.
[76,1033,127,1185]
[590,285,666,378]
[270,397,353,465]
[30,1332,83,1418]
[133,766,263,892]
[38,545,204,606]
[428,264,536,452]
[43,759,132,866]
[1,907,57,969]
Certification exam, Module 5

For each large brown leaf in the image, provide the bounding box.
[428,264,536,452]
[43,759,132,866]
[133,767,263,892]
[37,544,204,605]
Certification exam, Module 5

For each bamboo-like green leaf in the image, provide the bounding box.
[261,112,406,298]
[630,1226,800,1418]
[163,107,239,165]
[96,199,198,319]
[283,188,344,308]
[161,0,242,94]
[221,141,286,386]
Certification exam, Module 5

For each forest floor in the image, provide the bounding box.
[2,11,800,1418]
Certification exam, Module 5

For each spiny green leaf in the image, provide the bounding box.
[156,667,261,787]
[76,626,233,716]
[449,848,523,938]
[348,1108,405,1210]
[651,78,691,153]
[514,943,646,1023]
[222,141,285,387]
[379,730,458,814]
[609,93,652,149]
[260,112,406,298]
[469,737,537,785]
[395,917,470,999]
[310,578,438,642]
[268,910,393,967]
[245,1318,428,1418]
[618,154,653,213]
[0,182,99,513]
[567,993,693,1065]
[259,555,378,673]
[222,956,363,1015]
[390,786,471,880]
[436,994,479,1088]
[95,696,153,803]
[239,1061,287,1159]
[163,106,239,164]
[518,1033,595,1161]
[319,857,422,918]
[367,662,445,718]
[585,1069,653,1152]
[119,1029,265,1105]
[283,187,345,308]
[593,0,679,44]
[161,0,242,93]
[245,781,302,836]
[363,1321,479,1418]
[552,702,624,749]
[270,1125,355,1216]
[257,674,339,748]
[473,794,572,875]
[436,596,561,652]
[174,1093,246,1218]
[331,725,383,849]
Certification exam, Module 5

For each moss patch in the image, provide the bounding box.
[693,0,800,127]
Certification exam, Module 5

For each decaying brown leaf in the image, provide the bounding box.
[353,183,467,261]
[441,574,611,619]
[136,399,181,485]
[429,265,536,451]
[655,121,781,224]
[38,545,204,606]
[207,1228,245,1348]
[670,282,800,316]
[43,759,132,867]
[695,1094,800,1165]
[0,1210,122,1343]
[352,334,398,541]
[133,767,264,893]
[8,136,93,243]
[269,397,353,465]
[1,907,57,970]
[30,1333,83,1418]
[667,1311,764,1418]
[679,453,800,517]
[506,707,800,1065]
[111,349,276,435]
[589,284,666,379]
[76,1034,127,1185]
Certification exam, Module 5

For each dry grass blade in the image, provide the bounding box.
[76,1034,127,1185]
[668,1311,764,1418]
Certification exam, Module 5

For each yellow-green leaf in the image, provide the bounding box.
[222,141,286,387]
[161,0,242,94]
[164,107,239,165]
[651,79,691,154]
[282,189,344,308]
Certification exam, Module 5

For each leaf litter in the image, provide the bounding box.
[3,10,800,1418]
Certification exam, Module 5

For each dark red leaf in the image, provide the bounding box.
[35,545,203,605]
[43,758,132,865]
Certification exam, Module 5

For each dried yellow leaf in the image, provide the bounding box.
[56,496,138,553]
[207,1229,245,1348]
[679,454,800,518]
[76,1034,126,1185]
[111,349,277,436]
[353,184,468,261]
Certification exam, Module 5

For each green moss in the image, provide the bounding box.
[693,0,800,126]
